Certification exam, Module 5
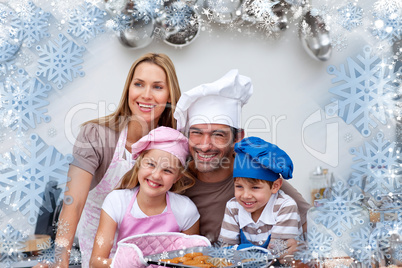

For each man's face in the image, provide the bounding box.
[188,124,235,173]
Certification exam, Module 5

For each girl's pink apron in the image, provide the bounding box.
[76,126,133,268]
[116,188,180,244]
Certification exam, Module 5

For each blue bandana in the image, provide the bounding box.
[233,137,293,181]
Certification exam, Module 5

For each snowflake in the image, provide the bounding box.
[14,1,50,48]
[69,247,82,265]
[344,132,353,143]
[327,45,399,137]
[37,238,56,264]
[105,14,131,32]
[36,33,86,89]
[0,3,23,62]
[312,181,366,237]
[0,224,27,266]
[0,133,73,225]
[369,222,393,262]
[132,0,163,23]
[243,0,279,21]
[337,2,363,31]
[373,0,402,13]
[38,238,78,265]
[206,246,235,260]
[54,218,70,236]
[326,180,364,203]
[233,249,273,268]
[0,68,51,132]
[298,19,313,39]
[201,7,214,21]
[164,2,193,29]
[348,132,401,200]
[349,226,373,266]
[157,251,168,260]
[67,2,107,43]
[0,57,16,78]
[48,127,57,137]
[0,43,19,64]
[331,33,348,52]
[204,0,241,23]
[256,15,281,39]
[371,0,402,44]
[299,226,333,262]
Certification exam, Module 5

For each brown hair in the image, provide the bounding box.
[234,177,274,188]
[116,151,195,194]
[83,53,181,130]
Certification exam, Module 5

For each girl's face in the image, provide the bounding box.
[128,62,170,126]
[138,149,181,198]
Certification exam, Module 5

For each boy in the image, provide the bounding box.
[218,137,302,253]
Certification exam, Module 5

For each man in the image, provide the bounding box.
[174,69,311,247]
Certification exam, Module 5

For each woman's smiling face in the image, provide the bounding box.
[128,62,170,126]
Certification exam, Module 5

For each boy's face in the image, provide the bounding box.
[234,177,281,221]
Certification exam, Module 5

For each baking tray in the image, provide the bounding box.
[144,246,275,268]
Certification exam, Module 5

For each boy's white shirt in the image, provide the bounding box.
[238,192,279,228]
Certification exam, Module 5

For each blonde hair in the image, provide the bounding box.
[116,151,195,194]
[84,53,181,130]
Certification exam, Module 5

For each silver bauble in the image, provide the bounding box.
[0,3,22,63]
[104,0,129,14]
[299,11,331,61]
[163,17,200,47]
[158,2,200,47]
[271,1,290,32]
[204,0,242,24]
[117,14,155,48]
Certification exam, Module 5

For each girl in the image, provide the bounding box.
[35,53,182,268]
[90,127,200,268]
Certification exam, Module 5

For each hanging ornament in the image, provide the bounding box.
[0,3,22,63]
[105,0,160,49]
[271,1,291,32]
[159,1,200,47]
[241,0,279,24]
[204,0,242,24]
[104,0,130,14]
[298,10,332,61]
[117,14,155,48]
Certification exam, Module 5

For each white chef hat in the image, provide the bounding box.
[174,69,253,132]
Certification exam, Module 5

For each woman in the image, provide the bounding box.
[36,53,181,268]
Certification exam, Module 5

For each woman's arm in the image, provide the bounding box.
[89,210,117,268]
[181,220,200,235]
[55,166,93,267]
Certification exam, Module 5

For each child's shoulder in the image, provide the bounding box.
[107,188,136,200]
[276,189,298,206]
[226,197,241,207]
